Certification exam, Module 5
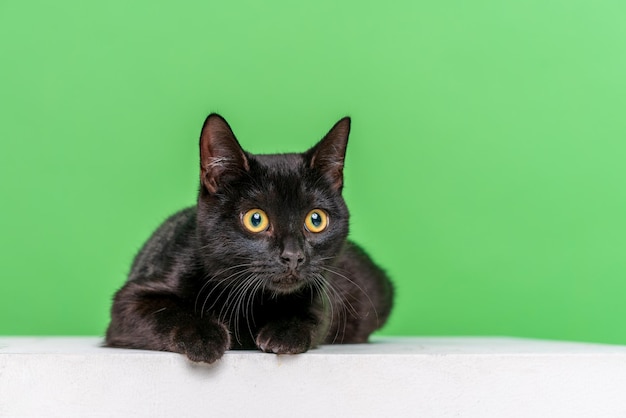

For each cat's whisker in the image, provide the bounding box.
[218,273,253,326]
[320,275,349,344]
[334,282,352,343]
[233,274,264,343]
[312,274,342,344]
[245,276,265,338]
[202,272,249,317]
[321,266,380,325]
[308,276,328,335]
[227,277,252,345]
[316,256,338,263]
[319,278,341,344]
[317,271,360,319]
[232,275,262,344]
[202,268,255,316]
[194,263,254,315]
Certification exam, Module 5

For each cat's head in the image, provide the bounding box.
[196,114,351,294]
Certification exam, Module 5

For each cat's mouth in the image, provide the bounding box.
[268,272,306,294]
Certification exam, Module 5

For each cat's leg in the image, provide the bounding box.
[105,281,230,363]
[255,317,316,354]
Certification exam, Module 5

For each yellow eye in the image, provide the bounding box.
[304,209,329,233]
[242,209,269,233]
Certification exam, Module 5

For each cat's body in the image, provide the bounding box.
[106,114,393,363]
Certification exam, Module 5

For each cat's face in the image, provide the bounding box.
[196,114,350,294]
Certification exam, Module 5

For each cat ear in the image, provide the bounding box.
[199,114,250,194]
[308,117,351,192]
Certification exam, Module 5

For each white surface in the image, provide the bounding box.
[1,336,626,417]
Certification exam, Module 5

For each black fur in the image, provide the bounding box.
[105,114,394,363]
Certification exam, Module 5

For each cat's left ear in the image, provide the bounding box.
[307,117,351,192]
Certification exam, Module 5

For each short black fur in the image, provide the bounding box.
[106,114,394,363]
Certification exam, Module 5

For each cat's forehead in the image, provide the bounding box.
[248,153,310,193]
[251,153,306,173]
[242,152,332,206]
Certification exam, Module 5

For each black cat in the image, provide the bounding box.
[105,114,394,363]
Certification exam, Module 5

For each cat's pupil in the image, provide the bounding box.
[251,212,262,226]
[310,212,321,227]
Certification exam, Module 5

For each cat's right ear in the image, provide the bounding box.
[199,114,250,194]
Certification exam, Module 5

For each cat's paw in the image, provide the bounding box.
[170,319,231,363]
[255,321,312,354]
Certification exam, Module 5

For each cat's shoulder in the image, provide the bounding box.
[338,240,387,276]
[161,206,197,228]
[146,206,197,249]
[128,206,197,281]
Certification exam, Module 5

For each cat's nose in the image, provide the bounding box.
[280,249,305,270]
[280,240,305,271]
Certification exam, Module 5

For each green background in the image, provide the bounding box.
[1,0,625,343]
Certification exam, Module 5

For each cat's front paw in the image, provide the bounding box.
[170,319,231,363]
[255,321,312,354]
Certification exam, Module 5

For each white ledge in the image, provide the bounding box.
[2,337,626,417]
